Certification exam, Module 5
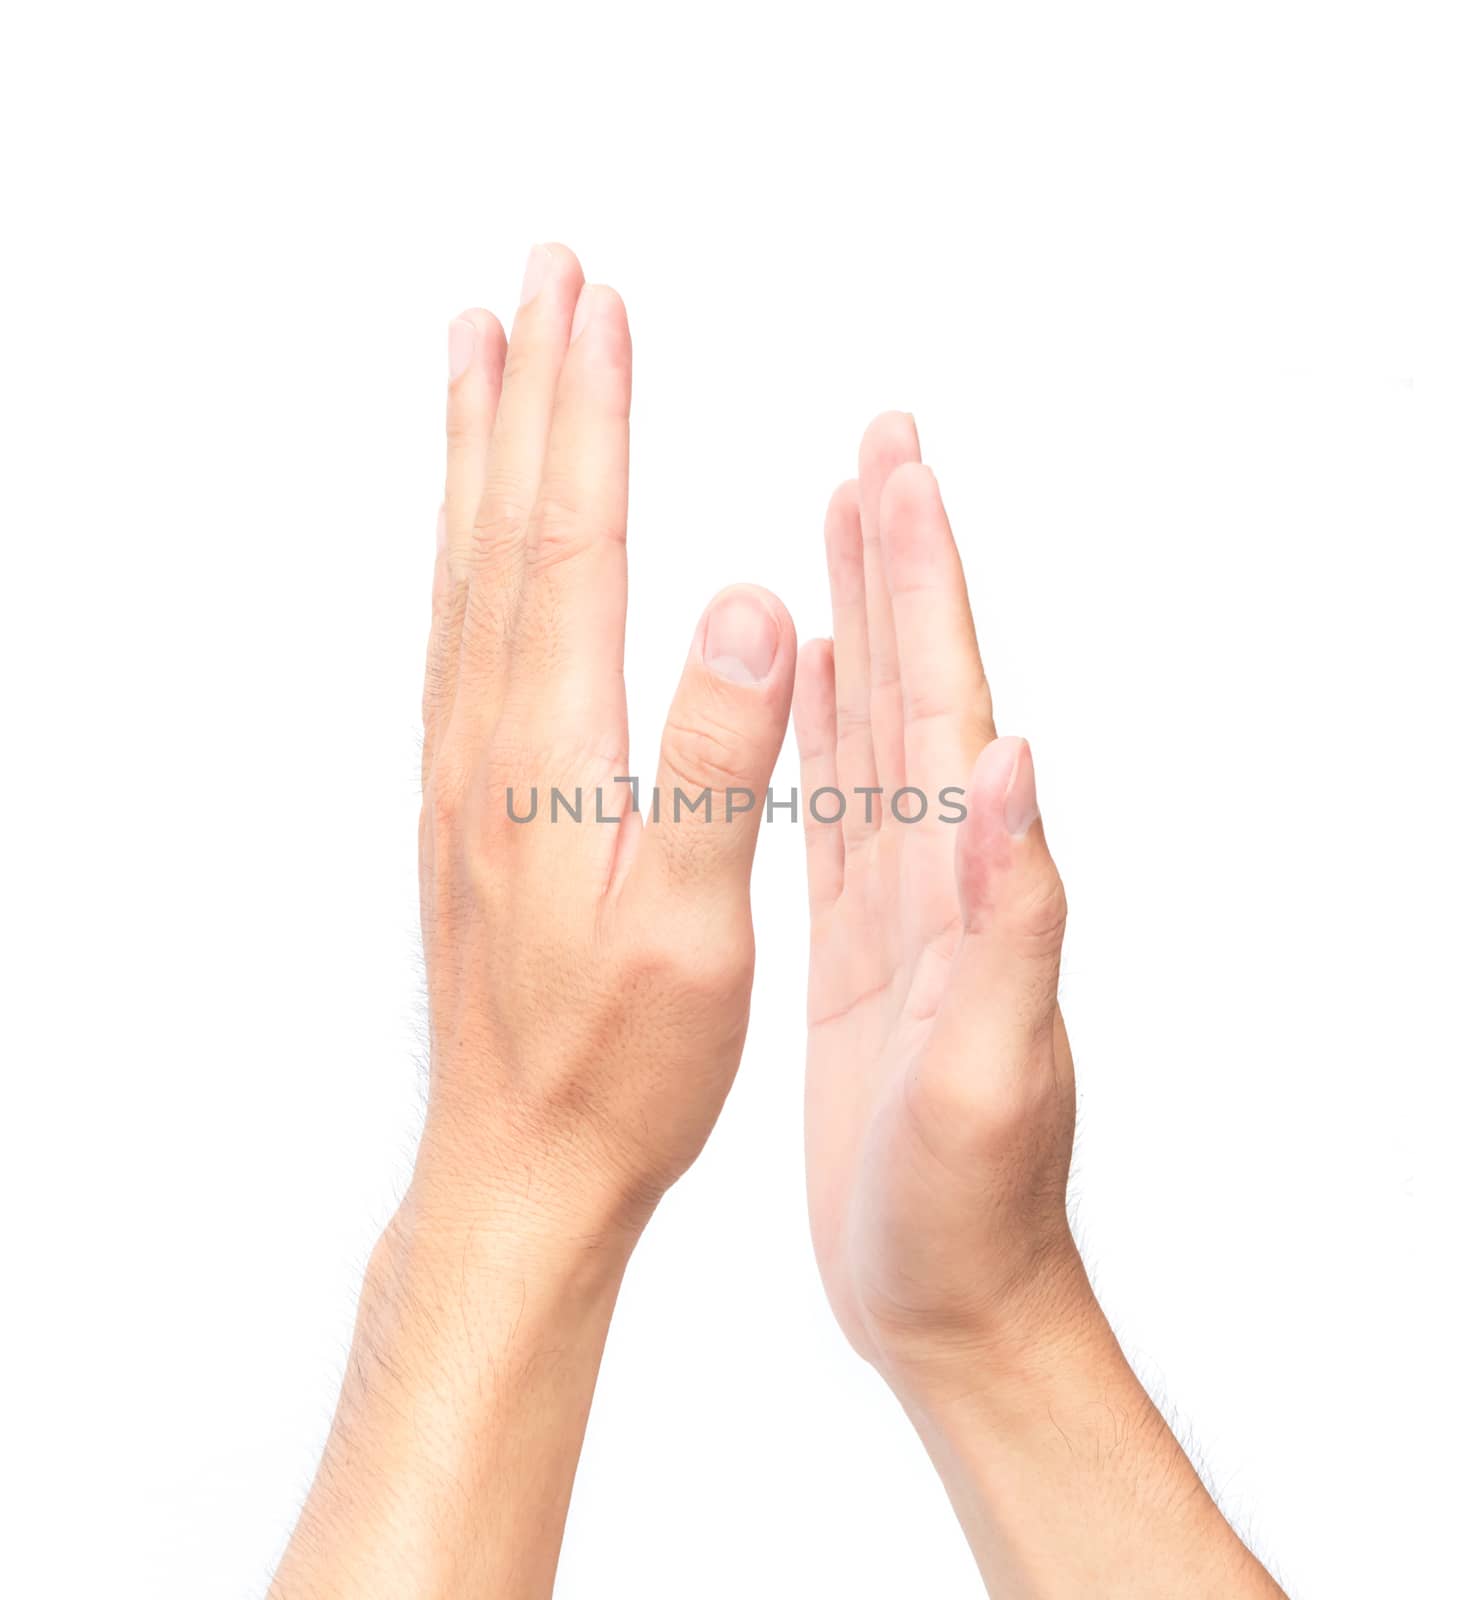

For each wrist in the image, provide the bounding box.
[872,1236,1106,1415]
[270,1157,634,1599]
[412,1097,664,1256]
[880,1258,1284,1599]
[882,1265,1277,1599]
[369,1173,635,1379]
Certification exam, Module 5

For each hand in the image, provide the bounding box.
[420,245,795,1246]
[794,416,1285,1598]
[795,414,1082,1382]
[271,245,796,1600]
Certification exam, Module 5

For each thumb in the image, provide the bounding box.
[634,585,796,900]
[942,736,1068,1052]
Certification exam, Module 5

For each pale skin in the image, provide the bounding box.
[269,246,1286,1599]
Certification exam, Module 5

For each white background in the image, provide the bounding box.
[2,3,1462,1595]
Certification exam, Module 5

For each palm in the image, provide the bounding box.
[807,825,965,1355]
[793,416,1073,1363]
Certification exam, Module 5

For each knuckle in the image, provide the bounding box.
[445,403,481,450]
[834,696,872,732]
[624,918,753,1013]
[900,682,957,727]
[528,489,623,572]
[460,585,515,664]
[421,658,449,732]
[472,473,531,545]
[973,673,996,724]
[910,1054,1051,1161]
[500,338,548,393]
[1016,865,1068,950]
[868,647,903,690]
[659,713,751,796]
[429,567,468,628]
[423,751,469,837]
[528,499,590,569]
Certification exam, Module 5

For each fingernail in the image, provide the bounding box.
[520,244,552,306]
[703,590,779,685]
[570,285,594,343]
[1002,739,1039,837]
[448,317,477,382]
[435,505,446,552]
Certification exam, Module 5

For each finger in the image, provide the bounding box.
[444,309,508,576]
[422,506,467,785]
[456,243,584,729]
[793,638,843,912]
[505,284,632,761]
[824,480,881,848]
[878,461,996,806]
[857,412,922,793]
[633,586,796,900]
[940,738,1066,1057]
[429,312,507,777]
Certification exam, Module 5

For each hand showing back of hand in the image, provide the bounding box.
[420,245,796,1245]
[273,247,799,1600]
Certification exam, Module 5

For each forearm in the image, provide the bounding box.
[272,244,797,1598]
[888,1271,1284,1600]
[269,1184,632,1600]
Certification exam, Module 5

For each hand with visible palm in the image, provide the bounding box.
[793,415,1086,1382]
